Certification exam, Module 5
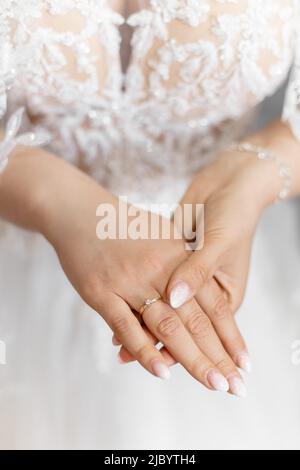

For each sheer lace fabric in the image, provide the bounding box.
[0,0,299,194]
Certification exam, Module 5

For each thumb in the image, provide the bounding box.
[167,241,224,309]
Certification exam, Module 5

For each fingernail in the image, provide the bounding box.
[228,376,247,398]
[117,352,126,364]
[237,351,252,373]
[207,369,229,393]
[151,360,171,380]
[170,282,192,309]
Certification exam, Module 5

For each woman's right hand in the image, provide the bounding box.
[28,154,246,394]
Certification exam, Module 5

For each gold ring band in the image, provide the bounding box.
[139,296,161,316]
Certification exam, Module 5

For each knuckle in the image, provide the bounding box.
[111,315,133,336]
[81,274,100,301]
[81,269,112,299]
[190,263,208,286]
[233,293,245,313]
[215,358,234,375]
[135,343,153,362]
[187,311,212,338]
[81,276,108,313]
[231,334,246,350]
[189,355,208,378]
[157,314,181,339]
[121,260,138,280]
[142,250,166,274]
[212,294,230,320]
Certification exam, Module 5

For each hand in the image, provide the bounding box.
[36,158,247,394]
[164,146,282,373]
[116,143,282,381]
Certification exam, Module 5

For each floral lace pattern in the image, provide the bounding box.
[0,43,17,170]
[0,43,50,171]
[0,0,299,193]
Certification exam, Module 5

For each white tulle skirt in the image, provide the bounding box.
[0,178,300,450]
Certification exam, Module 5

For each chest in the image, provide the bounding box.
[9,0,297,126]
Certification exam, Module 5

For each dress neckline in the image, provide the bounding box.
[102,0,143,77]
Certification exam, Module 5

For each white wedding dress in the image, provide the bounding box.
[1,0,300,450]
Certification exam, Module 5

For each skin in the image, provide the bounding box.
[116,121,300,374]
[0,146,245,393]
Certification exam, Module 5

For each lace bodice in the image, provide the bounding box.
[0,0,299,197]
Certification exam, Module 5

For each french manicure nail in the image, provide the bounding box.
[170,282,192,309]
[151,360,171,380]
[228,376,247,398]
[207,369,229,393]
[237,351,252,373]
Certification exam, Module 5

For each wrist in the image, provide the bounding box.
[0,148,64,233]
[243,121,300,200]
[205,121,300,211]
[36,158,117,250]
[220,147,283,210]
[18,151,79,239]
[191,149,282,212]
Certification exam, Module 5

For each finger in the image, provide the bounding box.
[118,326,177,366]
[167,241,225,309]
[176,298,247,397]
[118,326,159,363]
[100,294,171,380]
[159,347,177,366]
[112,310,144,346]
[196,278,251,374]
[143,300,230,393]
[112,334,122,346]
[118,346,135,364]
[113,326,156,347]
[119,344,177,367]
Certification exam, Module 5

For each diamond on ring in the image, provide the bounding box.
[139,296,161,316]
